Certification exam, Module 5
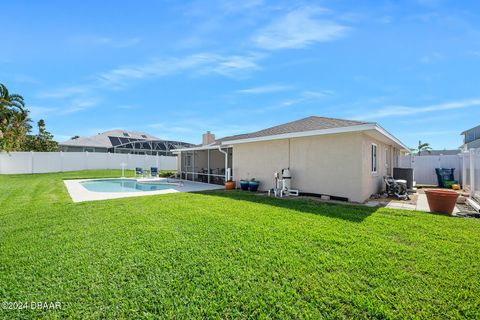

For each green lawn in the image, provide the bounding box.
[1,170,479,319]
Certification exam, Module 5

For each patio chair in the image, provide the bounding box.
[135,167,143,178]
[384,176,409,200]
[151,167,158,177]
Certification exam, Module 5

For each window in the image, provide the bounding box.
[371,144,377,173]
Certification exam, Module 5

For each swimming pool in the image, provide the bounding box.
[80,179,176,193]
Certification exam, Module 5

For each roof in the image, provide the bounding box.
[60,130,161,148]
[461,124,480,135]
[174,116,409,152]
[220,116,371,143]
[417,149,461,156]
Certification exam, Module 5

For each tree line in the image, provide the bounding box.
[0,83,58,152]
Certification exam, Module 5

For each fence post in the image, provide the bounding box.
[30,151,34,174]
[470,149,475,198]
[85,151,89,170]
[462,152,467,188]
[60,151,64,172]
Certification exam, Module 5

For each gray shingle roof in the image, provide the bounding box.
[220,116,371,143]
[417,149,461,156]
[60,130,160,148]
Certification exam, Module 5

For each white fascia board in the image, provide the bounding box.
[373,124,409,151]
[173,145,232,153]
[221,123,409,151]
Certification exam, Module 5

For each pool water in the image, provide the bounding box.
[81,179,175,193]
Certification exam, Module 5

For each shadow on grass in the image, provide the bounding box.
[198,190,379,223]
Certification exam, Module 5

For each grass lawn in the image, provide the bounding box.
[1,170,480,319]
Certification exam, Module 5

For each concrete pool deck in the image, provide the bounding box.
[64,178,224,202]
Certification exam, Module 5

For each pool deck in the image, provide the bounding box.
[64,178,224,202]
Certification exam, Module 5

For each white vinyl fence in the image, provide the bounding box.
[400,150,480,199]
[399,154,462,185]
[0,152,177,174]
[461,149,480,199]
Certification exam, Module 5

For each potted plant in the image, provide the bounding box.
[239,179,249,191]
[248,178,260,192]
[425,189,459,215]
[224,179,235,190]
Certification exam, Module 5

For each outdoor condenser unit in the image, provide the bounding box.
[393,167,414,190]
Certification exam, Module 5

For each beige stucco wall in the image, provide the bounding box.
[233,132,400,203]
[233,139,290,184]
[359,133,394,201]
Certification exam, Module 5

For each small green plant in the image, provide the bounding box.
[443,180,457,189]
[158,170,176,177]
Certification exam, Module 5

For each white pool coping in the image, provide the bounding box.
[64,178,224,202]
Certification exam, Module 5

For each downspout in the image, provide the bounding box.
[218,146,229,182]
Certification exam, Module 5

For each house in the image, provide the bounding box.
[417,149,460,156]
[59,130,193,156]
[174,116,409,203]
[461,124,480,150]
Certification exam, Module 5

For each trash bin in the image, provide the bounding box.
[435,168,455,188]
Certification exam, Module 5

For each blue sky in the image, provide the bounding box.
[2,0,480,149]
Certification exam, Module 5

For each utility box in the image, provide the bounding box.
[393,167,414,190]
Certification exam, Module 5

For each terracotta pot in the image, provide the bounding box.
[224,181,235,190]
[425,189,459,215]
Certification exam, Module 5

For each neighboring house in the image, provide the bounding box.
[59,130,193,156]
[174,116,409,203]
[417,149,460,156]
[461,124,480,150]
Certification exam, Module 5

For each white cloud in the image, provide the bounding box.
[252,6,348,50]
[118,105,137,110]
[301,90,334,98]
[420,52,443,64]
[70,35,141,48]
[357,99,480,120]
[237,84,291,94]
[37,85,90,99]
[11,74,39,85]
[28,106,56,119]
[252,89,332,113]
[469,50,480,57]
[97,53,263,87]
[60,99,98,115]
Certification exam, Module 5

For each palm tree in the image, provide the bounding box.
[0,83,25,113]
[0,83,29,151]
[413,140,432,156]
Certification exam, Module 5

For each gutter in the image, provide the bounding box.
[217,146,229,181]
